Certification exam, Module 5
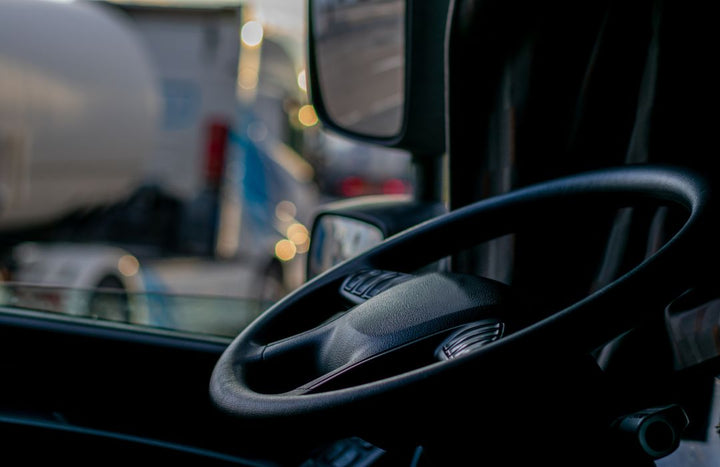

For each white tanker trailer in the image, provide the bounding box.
[0,0,242,322]
[0,0,159,230]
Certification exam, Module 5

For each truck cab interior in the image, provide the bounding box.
[2,0,720,465]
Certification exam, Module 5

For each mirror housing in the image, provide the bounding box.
[308,0,449,156]
[307,196,446,279]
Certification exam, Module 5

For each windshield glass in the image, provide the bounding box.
[0,0,412,337]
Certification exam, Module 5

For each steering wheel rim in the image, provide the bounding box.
[210,165,713,430]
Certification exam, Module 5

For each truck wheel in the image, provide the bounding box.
[88,276,130,323]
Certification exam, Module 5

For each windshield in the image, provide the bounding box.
[0,0,413,337]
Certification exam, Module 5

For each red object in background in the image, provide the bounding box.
[382,178,410,195]
[339,176,368,197]
[205,119,230,188]
[339,176,411,197]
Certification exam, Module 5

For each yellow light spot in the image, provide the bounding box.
[296,238,310,254]
[286,223,308,239]
[293,230,310,253]
[118,255,139,277]
[289,231,309,246]
[275,239,297,262]
[241,21,264,47]
[298,105,319,127]
[297,69,307,92]
[275,200,297,222]
[238,66,259,90]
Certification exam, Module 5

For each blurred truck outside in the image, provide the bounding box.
[0,0,319,333]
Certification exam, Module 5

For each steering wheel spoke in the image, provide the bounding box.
[285,326,458,396]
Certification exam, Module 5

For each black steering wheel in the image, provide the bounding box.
[210,166,713,444]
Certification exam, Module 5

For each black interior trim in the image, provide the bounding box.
[0,413,271,466]
[0,306,231,351]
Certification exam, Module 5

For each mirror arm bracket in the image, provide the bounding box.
[412,152,446,203]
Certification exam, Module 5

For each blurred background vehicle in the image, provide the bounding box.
[306,131,412,200]
[0,0,415,334]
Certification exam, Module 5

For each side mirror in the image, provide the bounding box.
[311,0,405,138]
[308,0,448,155]
[307,196,446,279]
[308,214,385,279]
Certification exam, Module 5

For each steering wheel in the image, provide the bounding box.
[210,166,713,443]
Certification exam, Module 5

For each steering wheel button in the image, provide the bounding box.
[364,273,411,298]
[341,270,415,304]
[437,320,505,360]
[359,272,398,297]
[352,271,386,295]
[342,271,372,291]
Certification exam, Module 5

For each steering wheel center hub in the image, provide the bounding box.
[321,273,508,371]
